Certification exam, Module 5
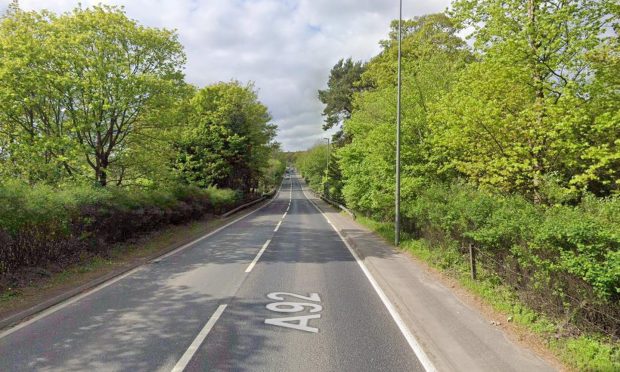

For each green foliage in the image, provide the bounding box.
[0,3,284,285]
[295,144,328,192]
[437,0,620,198]
[173,81,277,193]
[562,336,620,372]
[260,155,286,192]
[0,181,241,277]
[307,4,619,367]
[318,58,368,137]
[0,4,187,186]
[401,182,620,304]
[0,5,283,191]
[338,13,471,219]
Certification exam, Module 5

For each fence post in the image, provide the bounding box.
[469,244,477,280]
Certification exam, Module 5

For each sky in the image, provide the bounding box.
[1,0,451,151]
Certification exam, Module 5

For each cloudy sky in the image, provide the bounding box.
[1,0,450,150]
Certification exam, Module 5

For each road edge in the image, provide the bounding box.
[298,178,437,372]
[0,187,282,334]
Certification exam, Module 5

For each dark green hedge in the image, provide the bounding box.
[0,182,241,280]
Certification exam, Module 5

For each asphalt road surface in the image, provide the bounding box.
[0,174,426,371]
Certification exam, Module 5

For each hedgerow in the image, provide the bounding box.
[0,181,242,281]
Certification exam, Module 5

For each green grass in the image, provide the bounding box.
[354,215,619,372]
[0,289,20,303]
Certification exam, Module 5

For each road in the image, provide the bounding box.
[0,174,427,371]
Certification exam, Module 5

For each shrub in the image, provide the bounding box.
[0,182,244,282]
[393,181,620,337]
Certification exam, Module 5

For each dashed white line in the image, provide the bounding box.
[170,304,227,372]
[282,212,288,219]
[274,220,282,232]
[301,187,437,372]
[245,239,271,273]
[0,181,293,340]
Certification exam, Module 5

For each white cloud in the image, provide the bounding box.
[1,0,451,150]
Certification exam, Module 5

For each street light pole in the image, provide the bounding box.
[323,137,330,172]
[323,137,330,196]
[395,0,402,246]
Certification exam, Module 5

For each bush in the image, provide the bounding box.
[0,182,242,281]
[380,181,620,337]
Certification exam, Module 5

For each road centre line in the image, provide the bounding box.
[245,239,271,273]
[282,212,287,219]
[274,220,282,232]
[301,187,437,372]
[0,181,287,340]
[170,304,227,372]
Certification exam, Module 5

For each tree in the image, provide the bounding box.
[174,81,277,193]
[296,144,328,191]
[56,6,186,186]
[434,0,620,198]
[0,4,186,186]
[317,58,368,143]
[0,5,75,184]
[338,14,471,218]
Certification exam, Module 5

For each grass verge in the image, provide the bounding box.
[0,209,244,322]
[354,215,619,372]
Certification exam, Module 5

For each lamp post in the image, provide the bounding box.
[323,137,330,196]
[395,0,402,246]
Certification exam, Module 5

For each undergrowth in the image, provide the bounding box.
[355,215,620,371]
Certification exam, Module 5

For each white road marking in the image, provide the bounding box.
[0,181,287,339]
[302,187,437,372]
[274,220,282,232]
[282,212,287,219]
[265,314,320,333]
[245,239,271,273]
[0,266,143,339]
[264,292,322,333]
[170,304,227,372]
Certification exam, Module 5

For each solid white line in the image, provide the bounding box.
[0,181,287,339]
[0,266,143,339]
[170,304,227,372]
[301,188,437,372]
[156,182,284,263]
[274,220,282,232]
[245,239,271,273]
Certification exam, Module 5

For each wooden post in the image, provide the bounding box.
[469,244,477,280]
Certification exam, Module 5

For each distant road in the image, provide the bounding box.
[0,173,425,371]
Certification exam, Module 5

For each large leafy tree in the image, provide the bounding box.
[174,81,277,193]
[56,6,186,186]
[0,5,73,183]
[338,14,471,218]
[0,4,186,186]
[318,58,368,143]
[433,0,620,199]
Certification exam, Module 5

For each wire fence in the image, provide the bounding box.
[466,243,619,340]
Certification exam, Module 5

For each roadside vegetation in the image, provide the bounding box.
[0,4,285,291]
[298,1,619,370]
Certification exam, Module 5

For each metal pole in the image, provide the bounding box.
[325,138,330,171]
[324,137,330,196]
[395,0,402,246]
